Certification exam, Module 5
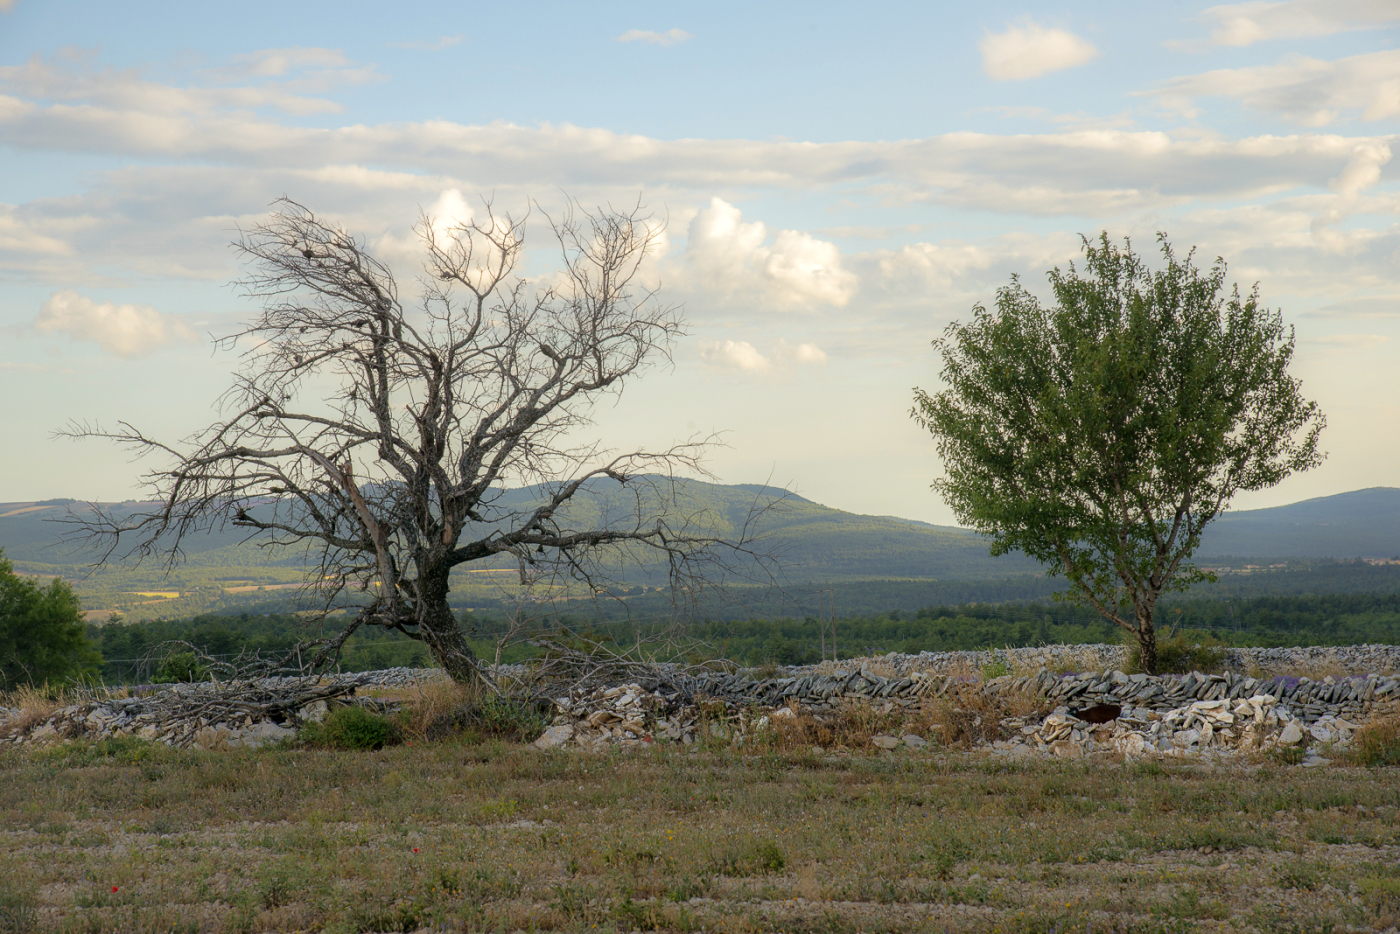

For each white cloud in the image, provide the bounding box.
[778,340,828,365]
[1194,0,1400,47]
[1,53,1393,216]
[616,28,692,47]
[1311,140,1393,240]
[34,290,199,356]
[0,48,379,120]
[0,0,15,11]
[698,338,828,372]
[877,242,996,289]
[700,339,769,372]
[979,21,1098,81]
[683,198,857,309]
[389,35,465,51]
[1151,49,1400,125]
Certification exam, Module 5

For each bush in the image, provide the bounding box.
[302,705,401,750]
[422,695,547,744]
[1347,717,1400,767]
[153,651,208,684]
[1129,626,1227,674]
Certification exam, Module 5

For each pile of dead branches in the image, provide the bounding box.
[520,638,737,701]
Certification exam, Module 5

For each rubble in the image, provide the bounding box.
[0,677,359,749]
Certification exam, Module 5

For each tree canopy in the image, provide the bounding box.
[0,549,101,689]
[912,233,1324,673]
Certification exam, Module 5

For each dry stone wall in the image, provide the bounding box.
[682,664,1399,725]
[827,643,1400,679]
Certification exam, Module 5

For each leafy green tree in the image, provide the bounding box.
[0,549,102,689]
[912,234,1324,673]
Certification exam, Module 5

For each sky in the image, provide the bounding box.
[0,0,1397,525]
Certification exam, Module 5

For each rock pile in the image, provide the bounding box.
[1015,694,1338,762]
[1,678,356,749]
[534,683,698,751]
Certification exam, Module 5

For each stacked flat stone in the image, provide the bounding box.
[673,665,1400,726]
[796,643,1400,680]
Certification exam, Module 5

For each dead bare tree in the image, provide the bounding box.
[64,197,778,684]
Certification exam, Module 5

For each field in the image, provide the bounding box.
[2,739,1399,933]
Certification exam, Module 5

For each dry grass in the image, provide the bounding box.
[3,734,1400,933]
[759,702,909,752]
[925,685,1049,748]
[1346,715,1400,767]
[396,679,477,743]
[0,684,77,738]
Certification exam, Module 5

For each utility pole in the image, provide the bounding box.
[816,588,838,664]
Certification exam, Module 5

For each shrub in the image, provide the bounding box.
[422,695,547,744]
[153,651,207,684]
[1347,717,1400,767]
[1129,626,1227,675]
[302,705,401,751]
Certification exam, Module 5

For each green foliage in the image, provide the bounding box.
[424,696,547,744]
[152,651,208,683]
[913,233,1324,672]
[1127,627,1226,674]
[0,548,101,690]
[302,705,401,750]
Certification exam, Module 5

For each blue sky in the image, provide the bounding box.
[1,0,1397,523]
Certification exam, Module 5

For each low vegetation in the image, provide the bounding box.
[2,725,1399,933]
[66,588,1400,687]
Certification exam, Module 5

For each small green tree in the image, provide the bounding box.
[0,548,102,689]
[912,234,1324,674]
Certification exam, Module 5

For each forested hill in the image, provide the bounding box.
[3,483,1399,592]
[1198,487,1400,559]
[0,482,1040,583]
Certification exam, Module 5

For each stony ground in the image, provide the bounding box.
[2,737,1399,933]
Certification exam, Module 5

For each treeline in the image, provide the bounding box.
[87,613,434,683]
[83,589,1400,681]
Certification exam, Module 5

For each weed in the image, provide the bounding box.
[1345,716,1400,766]
[347,893,425,933]
[1275,860,1327,891]
[421,695,547,744]
[708,840,786,876]
[0,881,36,934]
[0,683,68,738]
[1249,904,1337,934]
[300,705,401,750]
[1360,876,1400,928]
[32,735,164,766]
[982,659,1011,679]
[550,882,605,926]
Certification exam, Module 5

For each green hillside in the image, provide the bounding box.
[6,483,1400,623]
[1199,487,1400,558]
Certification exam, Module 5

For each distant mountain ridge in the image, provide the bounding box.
[3,484,1398,585]
[1198,487,1400,559]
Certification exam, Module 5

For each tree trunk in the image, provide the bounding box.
[1136,618,1159,676]
[414,567,482,684]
